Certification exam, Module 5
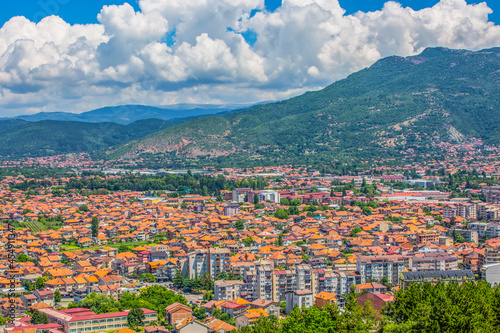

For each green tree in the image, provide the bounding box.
[91,216,99,238]
[216,271,229,280]
[141,273,156,283]
[30,310,49,325]
[78,204,89,212]
[127,308,145,328]
[243,237,254,247]
[276,233,284,247]
[235,220,245,230]
[118,244,131,253]
[173,270,185,288]
[193,307,207,321]
[350,227,362,237]
[67,301,78,309]
[274,208,289,220]
[288,205,300,216]
[35,277,45,290]
[203,290,214,301]
[362,207,373,216]
[54,290,61,303]
[17,254,30,262]
[452,230,466,244]
[254,195,260,205]
[22,279,33,291]
[79,293,120,314]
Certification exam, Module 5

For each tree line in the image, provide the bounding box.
[239,281,500,333]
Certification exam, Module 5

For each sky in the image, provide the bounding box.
[0,0,499,116]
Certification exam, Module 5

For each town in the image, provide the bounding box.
[1,155,500,333]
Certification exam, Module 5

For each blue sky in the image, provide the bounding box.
[0,0,499,116]
[0,0,498,26]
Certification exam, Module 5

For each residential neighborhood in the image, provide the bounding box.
[0,158,500,332]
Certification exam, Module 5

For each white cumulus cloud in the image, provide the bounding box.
[0,0,499,116]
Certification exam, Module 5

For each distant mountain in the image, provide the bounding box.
[0,118,188,157]
[3,103,256,125]
[108,47,500,165]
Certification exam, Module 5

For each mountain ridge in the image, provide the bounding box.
[0,118,191,157]
[107,47,500,165]
[1,103,258,125]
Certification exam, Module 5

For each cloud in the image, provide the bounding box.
[0,0,499,116]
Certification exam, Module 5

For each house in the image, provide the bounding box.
[176,317,209,333]
[78,237,94,247]
[20,294,37,308]
[206,318,237,332]
[357,292,395,314]
[249,299,280,317]
[355,282,388,294]
[33,289,54,306]
[220,301,247,318]
[235,308,269,329]
[165,302,193,326]
[144,325,170,333]
[314,291,337,309]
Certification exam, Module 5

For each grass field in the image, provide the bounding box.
[25,219,48,233]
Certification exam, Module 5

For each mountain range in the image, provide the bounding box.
[1,47,499,163]
[107,47,500,165]
[0,118,186,157]
[1,103,255,125]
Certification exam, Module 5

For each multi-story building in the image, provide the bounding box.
[231,262,256,278]
[272,269,296,302]
[478,247,500,268]
[223,203,240,217]
[232,188,254,203]
[445,203,478,220]
[443,205,458,220]
[483,186,500,204]
[469,222,488,238]
[253,190,281,203]
[399,270,475,290]
[38,307,157,333]
[285,290,313,314]
[214,280,245,301]
[458,203,477,219]
[187,250,208,279]
[357,255,408,285]
[209,248,231,279]
[255,265,273,301]
[415,229,440,244]
[243,270,257,301]
[409,252,458,272]
[453,229,479,244]
[335,271,361,295]
[296,265,313,291]
[486,223,500,239]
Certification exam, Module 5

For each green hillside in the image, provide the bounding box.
[109,47,500,165]
[0,118,178,157]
